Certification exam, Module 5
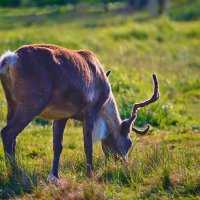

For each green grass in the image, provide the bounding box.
[0,6,200,199]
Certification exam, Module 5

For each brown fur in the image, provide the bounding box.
[14,44,110,120]
[0,44,111,177]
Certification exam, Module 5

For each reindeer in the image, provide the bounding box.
[0,44,159,182]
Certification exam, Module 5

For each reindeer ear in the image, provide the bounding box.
[106,70,111,77]
[106,70,114,87]
[120,120,132,137]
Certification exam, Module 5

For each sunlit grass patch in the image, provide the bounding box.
[0,6,199,199]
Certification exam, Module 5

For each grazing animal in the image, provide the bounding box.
[0,44,159,182]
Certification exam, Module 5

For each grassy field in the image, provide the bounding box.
[0,5,200,199]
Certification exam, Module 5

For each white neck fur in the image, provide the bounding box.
[92,93,122,143]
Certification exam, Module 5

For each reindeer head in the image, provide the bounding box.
[102,74,159,159]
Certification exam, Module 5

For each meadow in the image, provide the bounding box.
[0,5,200,199]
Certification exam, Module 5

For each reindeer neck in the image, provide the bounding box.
[100,92,122,138]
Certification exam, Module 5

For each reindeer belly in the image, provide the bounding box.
[39,87,94,120]
[39,102,80,120]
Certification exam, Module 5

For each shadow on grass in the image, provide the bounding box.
[180,184,200,197]
[0,167,37,199]
[0,6,105,30]
[141,184,200,199]
[0,5,154,30]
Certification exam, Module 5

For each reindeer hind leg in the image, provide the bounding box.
[1,104,47,173]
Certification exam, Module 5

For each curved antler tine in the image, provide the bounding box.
[106,70,114,87]
[132,124,150,135]
[152,74,159,99]
[131,74,160,116]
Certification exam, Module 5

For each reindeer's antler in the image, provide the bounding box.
[131,74,159,135]
[132,74,159,115]
[132,125,150,135]
[106,70,111,77]
[106,70,114,87]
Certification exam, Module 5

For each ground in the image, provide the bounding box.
[0,5,199,199]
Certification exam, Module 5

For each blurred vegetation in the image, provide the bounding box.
[0,0,200,20]
[0,0,199,199]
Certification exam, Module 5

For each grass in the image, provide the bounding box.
[0,5,200,199]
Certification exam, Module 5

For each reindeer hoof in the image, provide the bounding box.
[47,173,59,185]
[86,170,94,178]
